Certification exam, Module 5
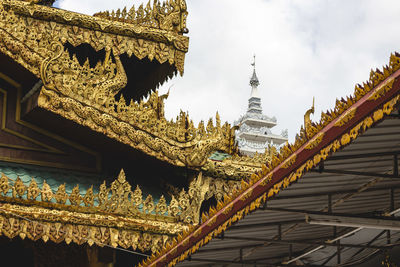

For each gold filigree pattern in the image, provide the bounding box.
[281,154,297,169]
[202,147,277,180]
[289,53,400,155]
[334,107,357,127]
[0,203,178,253]
[304,132,325,150]
[0,0,188,78]
[304,97,316,139]
[0,169,239,226]
[93,0,188,34]
[367,77,395,101]
[38,86,236,168]
[0,0,241,170]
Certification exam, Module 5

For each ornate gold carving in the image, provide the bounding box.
[304,97,316,140]
[290,53,400,155]
[0,169,239,227]
[27,179,40,200]
[304,132,325,150]
[0,1,239,168]
[202,147,277,180]
[38,86,235,168]
[94,0,188,34]
[281,154,296,169]
[367,77,395,101]
[23,0,55,6]
[334,107,357,127]
[1,0,188,74]
[54,184,68,204]
[175,172,241,224]
[0,203,178,253]
[260,173,273,186]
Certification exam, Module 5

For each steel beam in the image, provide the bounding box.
[306,213,400,231]
[311,168,400,179]
[228,219,305,231]
[327,151,400,161]
[272,185,400,200]
[188,257,325,267]
[284,208,400,265]
[219,236,391,250]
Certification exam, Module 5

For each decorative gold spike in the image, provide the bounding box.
[69,185,81,206]
[27,178,40,200]
[83,186,94,207]
[168,196,180,217]
[0,173,9,196]
[132,185,143,207]
[12,177,26,198]
[155,195,168,215]
[41,180,53,202]
[98,181,109,205]
[143,195,155,214]
[304,97,315,140]
[55,183,68,204]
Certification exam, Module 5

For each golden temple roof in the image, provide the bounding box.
[0,0,278,174]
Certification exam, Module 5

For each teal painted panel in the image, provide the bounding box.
[208,151,231,161]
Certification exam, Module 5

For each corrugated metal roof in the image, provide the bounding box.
[177,111,400,266]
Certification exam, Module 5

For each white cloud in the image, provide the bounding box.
[57,0,400,142]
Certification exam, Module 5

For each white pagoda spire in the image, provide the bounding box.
[250,55,260,98]
[234,55,288,157]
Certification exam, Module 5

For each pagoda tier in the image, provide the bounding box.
[235,58,288,156]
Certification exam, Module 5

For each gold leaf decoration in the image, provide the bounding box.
[41,180,53,202]
[27,178,40,200]
[155,195,168,215]
[0,173,9,196]
[12,177,26,198]
[54,184,68,204]
[69,185,81,206]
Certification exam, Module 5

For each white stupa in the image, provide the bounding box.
[235,56,288,156]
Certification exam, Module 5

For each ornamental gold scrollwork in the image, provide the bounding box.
[281,154,297,169]
[174,172,241,224]
[0,209,175,253]
[1,0,188,76]
[38,86,236,168]
[367,77,395,101]
[93,0,188,34]
[40,41,128,100]
[0,169,240,227]
[304,132,325,150]
[289,52,400,155]
[304,97,317,140]
[202,147,277,180]
[334,107,357,127]
[23,0,55,6]
[2,0,238,169]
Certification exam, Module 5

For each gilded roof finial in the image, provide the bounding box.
[304,97,315,139]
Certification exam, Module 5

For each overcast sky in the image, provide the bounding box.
[56,0,400,142]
